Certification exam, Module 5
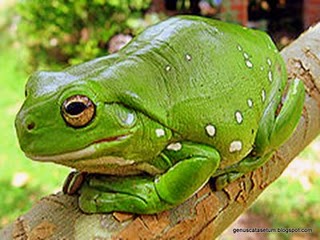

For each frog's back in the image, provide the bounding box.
[94,16,287,165]
[156,16,286,164]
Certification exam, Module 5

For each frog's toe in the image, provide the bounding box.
[63,171,87,195]
[78,187,149,213]
[78,178,172,214]
[214,172,244,190]
[78,187,100,213]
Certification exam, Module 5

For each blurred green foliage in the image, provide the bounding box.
[17,0,153,70]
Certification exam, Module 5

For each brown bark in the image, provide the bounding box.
[1,23,319,240]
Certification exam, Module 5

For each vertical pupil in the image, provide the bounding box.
[66,102,87,115]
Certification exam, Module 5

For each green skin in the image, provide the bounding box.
[15,16,305,214]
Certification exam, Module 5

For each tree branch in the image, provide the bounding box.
[1,23,320,240]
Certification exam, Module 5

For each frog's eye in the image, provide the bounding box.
[61,95,95,128]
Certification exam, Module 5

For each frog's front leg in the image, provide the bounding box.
[78,142,220,214]
[215,79,305,190]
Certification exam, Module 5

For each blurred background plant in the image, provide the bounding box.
[0,0,319,239]
[17,0,160,71]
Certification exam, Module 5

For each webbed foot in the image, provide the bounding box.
[79,175,171,214]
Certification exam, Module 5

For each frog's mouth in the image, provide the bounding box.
[26,134,131,164]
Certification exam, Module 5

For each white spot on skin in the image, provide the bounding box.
[267,58,272,66]
[237,45,242,51]
[155,129,165,137]
[268,71,273,82]
[185,54,192,61]
[229,140,242,152]
[247,99,253,108]
[205,125,216,137]
[243,52,249,59]
[125,91,139,99]
[260,66,264,71]
[165,65,171,72]
[261,89,266,102]
[235,111,243,124]
[246,60,253,68]
[167,142,182,151]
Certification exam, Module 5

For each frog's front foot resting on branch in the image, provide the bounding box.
[78,142,220,214]
[79,175,172,214]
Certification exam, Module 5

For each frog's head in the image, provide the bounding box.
[15,70,141,169]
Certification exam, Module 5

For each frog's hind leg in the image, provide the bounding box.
[214,79,305,190]
[254,78,305,154]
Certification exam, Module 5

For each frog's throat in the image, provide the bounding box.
[26,135,132,164]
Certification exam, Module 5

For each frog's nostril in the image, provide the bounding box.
[27,122,35,131]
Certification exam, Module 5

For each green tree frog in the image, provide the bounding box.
[15,16,305,214]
